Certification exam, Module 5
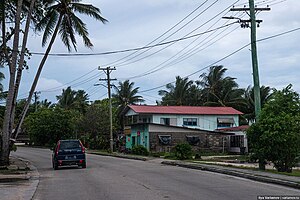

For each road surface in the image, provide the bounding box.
[12,147,299,200]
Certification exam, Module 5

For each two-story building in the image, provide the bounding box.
[122,105,246,153]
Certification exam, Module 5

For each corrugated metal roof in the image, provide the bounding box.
[128,105,243,115]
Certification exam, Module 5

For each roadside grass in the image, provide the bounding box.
[258,169,300,177]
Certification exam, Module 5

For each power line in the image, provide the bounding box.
[40,71,104,93]
[113,0,220,68]
[138,26,300,93]
[120,12,243,80]
[103,0,211,67]
[115,22,238,70]
[29,24,239,58]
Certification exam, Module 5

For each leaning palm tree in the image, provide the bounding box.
[13,0,107,140]
[112,80,144,129]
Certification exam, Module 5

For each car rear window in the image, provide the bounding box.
[60,141,81,150]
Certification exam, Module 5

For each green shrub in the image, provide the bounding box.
[132,145,149,156]
[173,143,193,160]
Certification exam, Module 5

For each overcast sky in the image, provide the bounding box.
[3,0,300,105]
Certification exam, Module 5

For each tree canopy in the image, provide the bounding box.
[247,85,300,172]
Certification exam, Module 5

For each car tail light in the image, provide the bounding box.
[56,141,60,156]
[79,141,85,153]
[79,160,83,163]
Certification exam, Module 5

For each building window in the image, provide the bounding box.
[160,118,170,125]
[217,118,234,128]
[230,135,244,147]
[158,135,171,145]
[183,118,197,126]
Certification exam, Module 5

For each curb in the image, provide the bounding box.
[88,152,148,161]
[161,161,300,190]
[16,158,40,200]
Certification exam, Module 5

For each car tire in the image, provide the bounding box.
[53,161,58,170]
[82,161,86,169]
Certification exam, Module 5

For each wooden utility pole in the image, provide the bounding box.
[98,66,116,152]
[229,0,270,119]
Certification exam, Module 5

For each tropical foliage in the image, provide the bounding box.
[0,0,107,166]
[77,99,114,150]
[159,76,196,106]
[112,80,144,129]
[247,85,300,172]
[25,107,77,146]
[56,87,89,113]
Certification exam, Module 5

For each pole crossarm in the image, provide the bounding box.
[230,7,271,12]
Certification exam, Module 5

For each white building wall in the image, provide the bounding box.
[153,114,239,131]
[125,108,240,131]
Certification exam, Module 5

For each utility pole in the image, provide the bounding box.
[98,66,116,152]
[228,0,270,119]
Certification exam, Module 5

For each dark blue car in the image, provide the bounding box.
[52,139,86,170]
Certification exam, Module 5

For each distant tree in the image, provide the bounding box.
[197,65,246,110]
[78,99,118,150]
[112,80,144,129]
[247,85,300,172]
[56,87,89,113]
[159,76,194,106]
[25,107,77,146]
[242,85,273,123]
[56,87,77,109]
[38,99,52,109]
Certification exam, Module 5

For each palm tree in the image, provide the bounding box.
[38,99,52,109]
[13,0,107,141]
[112,80,144,129]
[159,76,194,106]
[56,87,77,110]
[74,90,89,114]
[56,87,88,113]
[243,85,273,123]
[197,65,246,109]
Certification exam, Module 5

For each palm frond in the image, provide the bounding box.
[71,3,108,23]
[40,10,59,47]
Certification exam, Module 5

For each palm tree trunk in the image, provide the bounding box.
[0,0,23,166]
[10,0,36,141]
[14,14,63,141]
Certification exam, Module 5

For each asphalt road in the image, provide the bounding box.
[12,147,299,200]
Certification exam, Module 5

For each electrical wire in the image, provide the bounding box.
[138,26,300,93]
[120,12,243,80]
[113,0,220,68]
[103,0,211,67]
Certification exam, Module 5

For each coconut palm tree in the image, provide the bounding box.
[197,65,246,109]
[159,76,194,106]
[56,87,77,110]
[243,85,273,123]
[56,87,88,113]
[13,0,107,141]
[112,80,144,129]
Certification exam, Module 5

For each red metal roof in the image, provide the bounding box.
[128,105,243,115]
